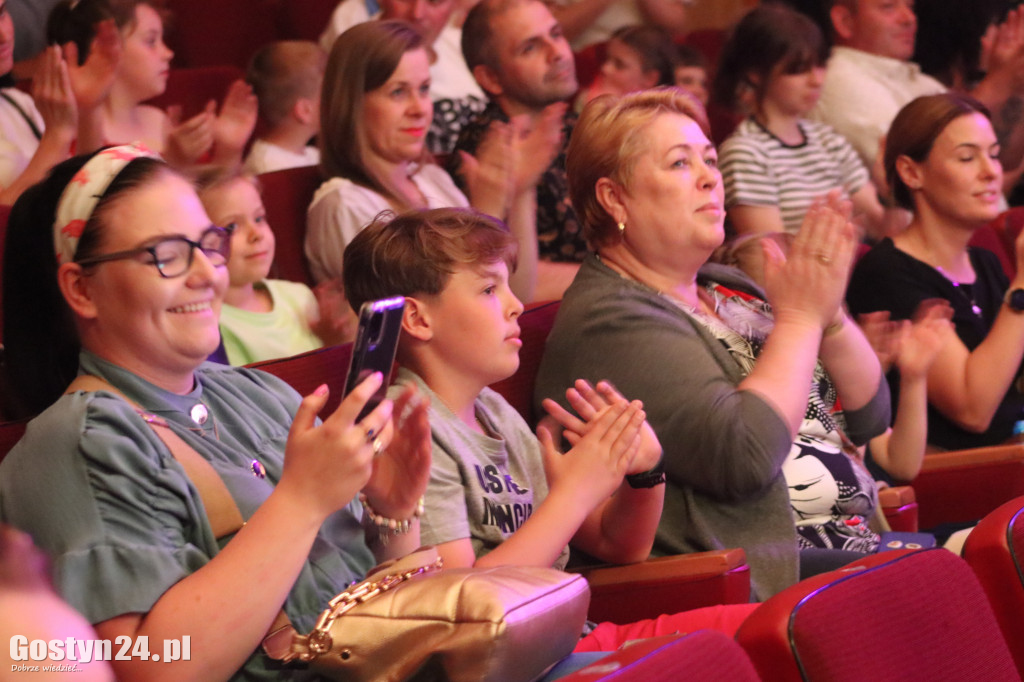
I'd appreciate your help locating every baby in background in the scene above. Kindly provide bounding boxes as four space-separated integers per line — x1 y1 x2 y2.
196 169 354 365
243 40 326 175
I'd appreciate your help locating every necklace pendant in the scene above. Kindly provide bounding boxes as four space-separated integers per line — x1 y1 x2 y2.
189 403 209 425
251 459 267 479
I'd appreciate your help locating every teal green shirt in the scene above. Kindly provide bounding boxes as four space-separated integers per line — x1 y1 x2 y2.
0 351 373 680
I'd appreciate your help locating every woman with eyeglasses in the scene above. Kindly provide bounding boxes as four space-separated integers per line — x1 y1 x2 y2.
0 145 432 680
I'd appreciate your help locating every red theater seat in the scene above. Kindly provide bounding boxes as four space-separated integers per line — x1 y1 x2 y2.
257 166 322 287
736 548 1020 682
963 495 1024 675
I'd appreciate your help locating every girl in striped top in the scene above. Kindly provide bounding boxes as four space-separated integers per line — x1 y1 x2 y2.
713 4 889 241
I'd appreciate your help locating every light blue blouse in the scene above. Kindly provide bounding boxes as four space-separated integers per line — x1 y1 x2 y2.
0 351 373 680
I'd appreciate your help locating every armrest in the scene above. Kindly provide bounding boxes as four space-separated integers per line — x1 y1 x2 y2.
574 549 751 624
920 444 1024 470
555 632 759 681
913 444 1024 529
878 485 918 532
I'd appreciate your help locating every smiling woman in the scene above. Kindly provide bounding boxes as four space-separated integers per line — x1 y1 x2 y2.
0 145 432 680
847 92 1024 450
536 88 891 600
308 19 544 302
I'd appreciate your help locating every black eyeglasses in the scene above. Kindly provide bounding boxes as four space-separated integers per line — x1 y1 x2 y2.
75 226 231 279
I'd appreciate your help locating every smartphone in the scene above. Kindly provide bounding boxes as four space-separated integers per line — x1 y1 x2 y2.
343 296 406 421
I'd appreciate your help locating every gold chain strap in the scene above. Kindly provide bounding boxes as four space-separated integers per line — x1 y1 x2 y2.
288 557 444 663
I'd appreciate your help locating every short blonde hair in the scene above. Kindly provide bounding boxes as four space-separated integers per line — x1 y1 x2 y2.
566 87 709 250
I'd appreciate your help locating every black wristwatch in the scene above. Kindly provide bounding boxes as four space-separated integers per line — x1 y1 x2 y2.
1005 288 1024 312
625 454 666 489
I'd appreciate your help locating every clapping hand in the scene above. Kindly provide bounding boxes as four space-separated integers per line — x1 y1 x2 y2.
541 379 661 474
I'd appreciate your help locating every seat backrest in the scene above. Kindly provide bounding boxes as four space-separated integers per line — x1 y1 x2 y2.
164 0 280 69
146 65 246 120
736 548 1020 682
257 166 323 286
247 343 354 419
560 631 761 682
277 0 341 42
0 418 27 467
963 495 1024 676
912 443 1024 530
969 207 1024 280
488 300 561 428
573 42 607 92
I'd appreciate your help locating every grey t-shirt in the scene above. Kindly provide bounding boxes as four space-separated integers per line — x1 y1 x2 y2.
393 368 569 570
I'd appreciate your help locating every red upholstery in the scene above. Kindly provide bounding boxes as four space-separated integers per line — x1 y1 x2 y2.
736 548 1020 682
963 495 1024 675
968 207 1024 280
247 343 355 420
257 166 323 286
913 444 1024 529
164 0 280 69
489 299 561 428
0 418 27 467
277 0 341 42
681 29 726 72
560 631 760 682
579 549 751 624
146 65 246 120
573 42 607 92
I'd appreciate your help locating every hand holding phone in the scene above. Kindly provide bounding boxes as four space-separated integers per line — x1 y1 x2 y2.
343 296 405 422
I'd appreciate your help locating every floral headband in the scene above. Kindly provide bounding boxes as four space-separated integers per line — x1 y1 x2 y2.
53 144 161 265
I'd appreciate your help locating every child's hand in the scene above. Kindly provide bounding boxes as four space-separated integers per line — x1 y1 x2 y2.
212 80 258 163
896 299 953 379
542 379 662 474
166 102 215 165
64 18 120 112
310 279 358 346
857 310 902 373
538 400 645 507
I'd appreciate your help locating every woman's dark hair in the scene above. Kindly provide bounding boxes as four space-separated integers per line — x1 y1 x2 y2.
885 93 992 211
46 0 168 64
711 3 829 113
914 0 1014 89
2 151 169 418
608 25 679 88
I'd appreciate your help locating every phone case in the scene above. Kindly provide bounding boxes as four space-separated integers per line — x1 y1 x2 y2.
344 296 406 421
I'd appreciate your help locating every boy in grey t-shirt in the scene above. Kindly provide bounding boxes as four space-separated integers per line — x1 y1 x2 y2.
343 207 664 571
342 206 758 646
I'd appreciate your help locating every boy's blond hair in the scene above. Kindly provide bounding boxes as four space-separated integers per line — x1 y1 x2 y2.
246 40 327 129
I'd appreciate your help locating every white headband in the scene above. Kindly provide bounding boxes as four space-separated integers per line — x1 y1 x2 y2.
53 144 161 265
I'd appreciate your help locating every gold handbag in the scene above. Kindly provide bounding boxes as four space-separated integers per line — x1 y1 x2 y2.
272 547 591 682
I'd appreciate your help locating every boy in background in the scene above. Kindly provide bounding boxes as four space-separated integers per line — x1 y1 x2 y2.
244 40 325 174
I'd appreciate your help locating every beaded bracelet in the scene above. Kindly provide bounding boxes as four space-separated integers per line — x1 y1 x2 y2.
359 493 425 543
